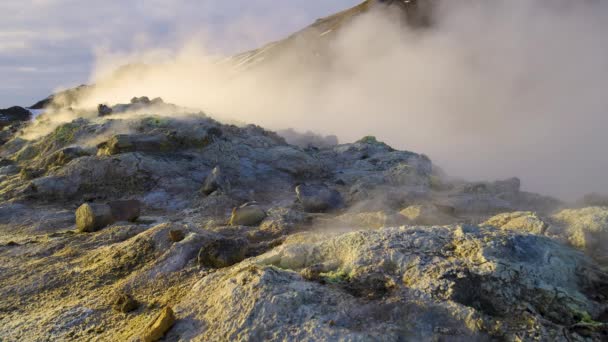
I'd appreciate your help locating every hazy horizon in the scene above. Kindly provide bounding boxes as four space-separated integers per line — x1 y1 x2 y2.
0 0 358 108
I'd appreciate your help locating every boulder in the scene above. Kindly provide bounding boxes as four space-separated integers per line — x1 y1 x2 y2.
198 237 248 268
142 307 175 342
108 200 141 222
483 211 547 235
399 204 455 225
230 203 266 226
201 166 227 195
75 203 114 232
296 184 344 213
97 104 113 117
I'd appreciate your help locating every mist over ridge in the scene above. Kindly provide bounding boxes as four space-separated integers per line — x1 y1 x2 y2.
35 0 608 200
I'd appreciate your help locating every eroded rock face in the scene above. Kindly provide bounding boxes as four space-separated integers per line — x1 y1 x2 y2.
172 225 608 341
552 207 608 261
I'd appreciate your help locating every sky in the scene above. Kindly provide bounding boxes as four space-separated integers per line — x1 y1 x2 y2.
0 0 359 108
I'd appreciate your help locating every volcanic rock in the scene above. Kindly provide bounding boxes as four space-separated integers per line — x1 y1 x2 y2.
141 307 175 342
97 134 171 156
399 203 455 225
75 203 114 232
230 203 267 226
112 293 138 313
201 166 227 195
296 184 344 212
198 237 248 268
169 229 185 243
97 104 113 117
483 211 548 235
108 200 141 222
0 106 31 127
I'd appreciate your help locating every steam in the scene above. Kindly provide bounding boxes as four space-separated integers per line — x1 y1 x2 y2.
31 0 608 200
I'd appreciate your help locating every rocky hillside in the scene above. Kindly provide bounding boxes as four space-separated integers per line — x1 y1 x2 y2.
0 96 606 341
1 1 608 341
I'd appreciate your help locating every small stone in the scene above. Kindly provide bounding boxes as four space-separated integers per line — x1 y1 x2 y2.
201 166 227 195
108 200 141 222
230 203 266 226
97 104 113 117
112 293 138 313
141 306 175 342
169 230 185 243
75 203 114 232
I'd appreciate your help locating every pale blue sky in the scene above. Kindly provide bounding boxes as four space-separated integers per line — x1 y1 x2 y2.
0 0 358 108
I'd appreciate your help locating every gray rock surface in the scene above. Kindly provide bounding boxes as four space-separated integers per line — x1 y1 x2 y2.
296 184 344 212
0 105 605 340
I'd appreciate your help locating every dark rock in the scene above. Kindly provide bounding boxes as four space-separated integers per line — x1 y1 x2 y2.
296 184 344 213
0 165 20 176
0 106 31 127
75 203 114 232
230 203 266 226
150 97 164 105
142 306 175 342
29 84 90 110
19 167 44 180
112 293 139 313
169 230 185 243
48 147 89 168
97 104 113 117
131 96 151 105
0 158 14 167
201 166 227 195
108 200 141 222
198 237 248 268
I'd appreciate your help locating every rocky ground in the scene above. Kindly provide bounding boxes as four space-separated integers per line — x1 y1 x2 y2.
1 1 608 340
0 97 606 342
